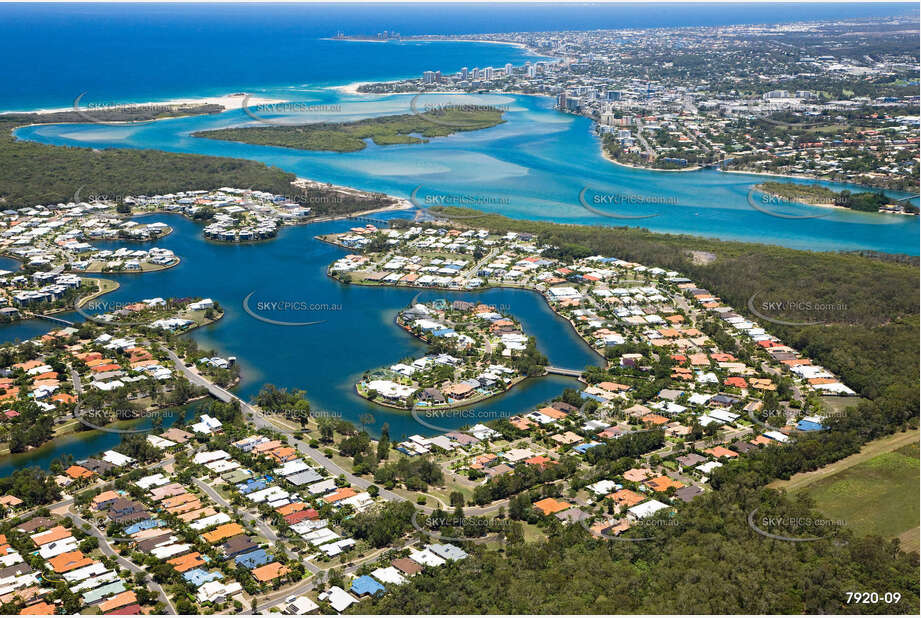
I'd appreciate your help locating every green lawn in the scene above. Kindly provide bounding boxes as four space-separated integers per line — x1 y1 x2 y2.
801 444 919 550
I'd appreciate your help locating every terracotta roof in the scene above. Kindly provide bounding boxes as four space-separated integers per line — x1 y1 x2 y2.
533 497 571 515
323 487 358 504
537 406 567 419
12 360 43 371
20 602 58 615
251 561 289 582
105 603 141 615
622 468 652 482
608 489 646 507
32 525 72 546
704 446 739 459
90 363 122 373
724 377 748 389
524 455 554 468
65 465 94 479
178 507 216 523
167 552 204 573
267 446 297 461
508 416 533 430
597 381 630 392
202 523 245 543
284 509 319 525
98 591 138 613
161 493 197 509
645 475 685 492
551 431 582 445
276 502 307 516
47 551 94 573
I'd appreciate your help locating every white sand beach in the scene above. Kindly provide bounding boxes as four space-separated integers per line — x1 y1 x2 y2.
1 92 285 116
329 82 375 95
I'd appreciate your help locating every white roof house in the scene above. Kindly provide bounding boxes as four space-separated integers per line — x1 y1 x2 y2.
696 461 723 475
371 566 407 585
322 586 358 612
626 499 670 521
587 480 619 495
192 450 230 465
102 450 134 467
190 513 232 530
196 581 243 604
191 414 223 435
408 548 446 567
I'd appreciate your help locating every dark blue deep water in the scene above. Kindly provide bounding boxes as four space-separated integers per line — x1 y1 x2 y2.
0 2 913 111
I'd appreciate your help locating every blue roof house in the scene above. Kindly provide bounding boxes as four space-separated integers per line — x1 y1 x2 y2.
351 575 386 597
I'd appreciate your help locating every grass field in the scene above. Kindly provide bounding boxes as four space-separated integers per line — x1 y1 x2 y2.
785 432 920 552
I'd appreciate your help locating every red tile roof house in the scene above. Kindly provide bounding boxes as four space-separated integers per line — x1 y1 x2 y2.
523 455 555 470
705 446 739 459
724 377 748 389
284 509 319 525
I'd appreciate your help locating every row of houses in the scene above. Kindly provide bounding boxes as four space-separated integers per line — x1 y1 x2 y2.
10 516 142 615
319 542 469 612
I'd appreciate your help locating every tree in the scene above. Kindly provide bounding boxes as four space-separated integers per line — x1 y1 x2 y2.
318 417 336 443
377 423 391 460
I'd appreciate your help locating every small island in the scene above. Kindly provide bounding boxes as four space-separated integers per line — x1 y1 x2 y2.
356 299 547 410
756 181 918 215
192 107 506 152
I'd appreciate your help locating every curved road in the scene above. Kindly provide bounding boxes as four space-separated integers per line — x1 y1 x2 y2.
168 349 530 519
166 349 404 504
66 509 176 614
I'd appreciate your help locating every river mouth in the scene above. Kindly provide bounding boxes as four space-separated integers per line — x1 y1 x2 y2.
12 91 920 256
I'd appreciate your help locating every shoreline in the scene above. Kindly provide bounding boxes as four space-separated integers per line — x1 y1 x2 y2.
316 82 917 197
353 313 542 413
753 185 848 210
324 267 608 367
323 36 533 52
73 277 120 311
0 313 226 459
293 176 414 219
600 144 703 173
0 92 285 117
720 168 919 196
753 184 918 216
355 373 532 412
69 256 181 275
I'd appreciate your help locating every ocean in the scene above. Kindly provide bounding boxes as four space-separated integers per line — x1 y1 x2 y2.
0 2 914 111
0 2 917 471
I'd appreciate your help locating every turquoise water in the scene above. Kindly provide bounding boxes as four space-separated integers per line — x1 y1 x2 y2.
6 91 919 471
17 92 919 254
2 4 917 470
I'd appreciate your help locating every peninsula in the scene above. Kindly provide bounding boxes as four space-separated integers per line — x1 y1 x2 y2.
755 181 919 215
356 300 546 409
